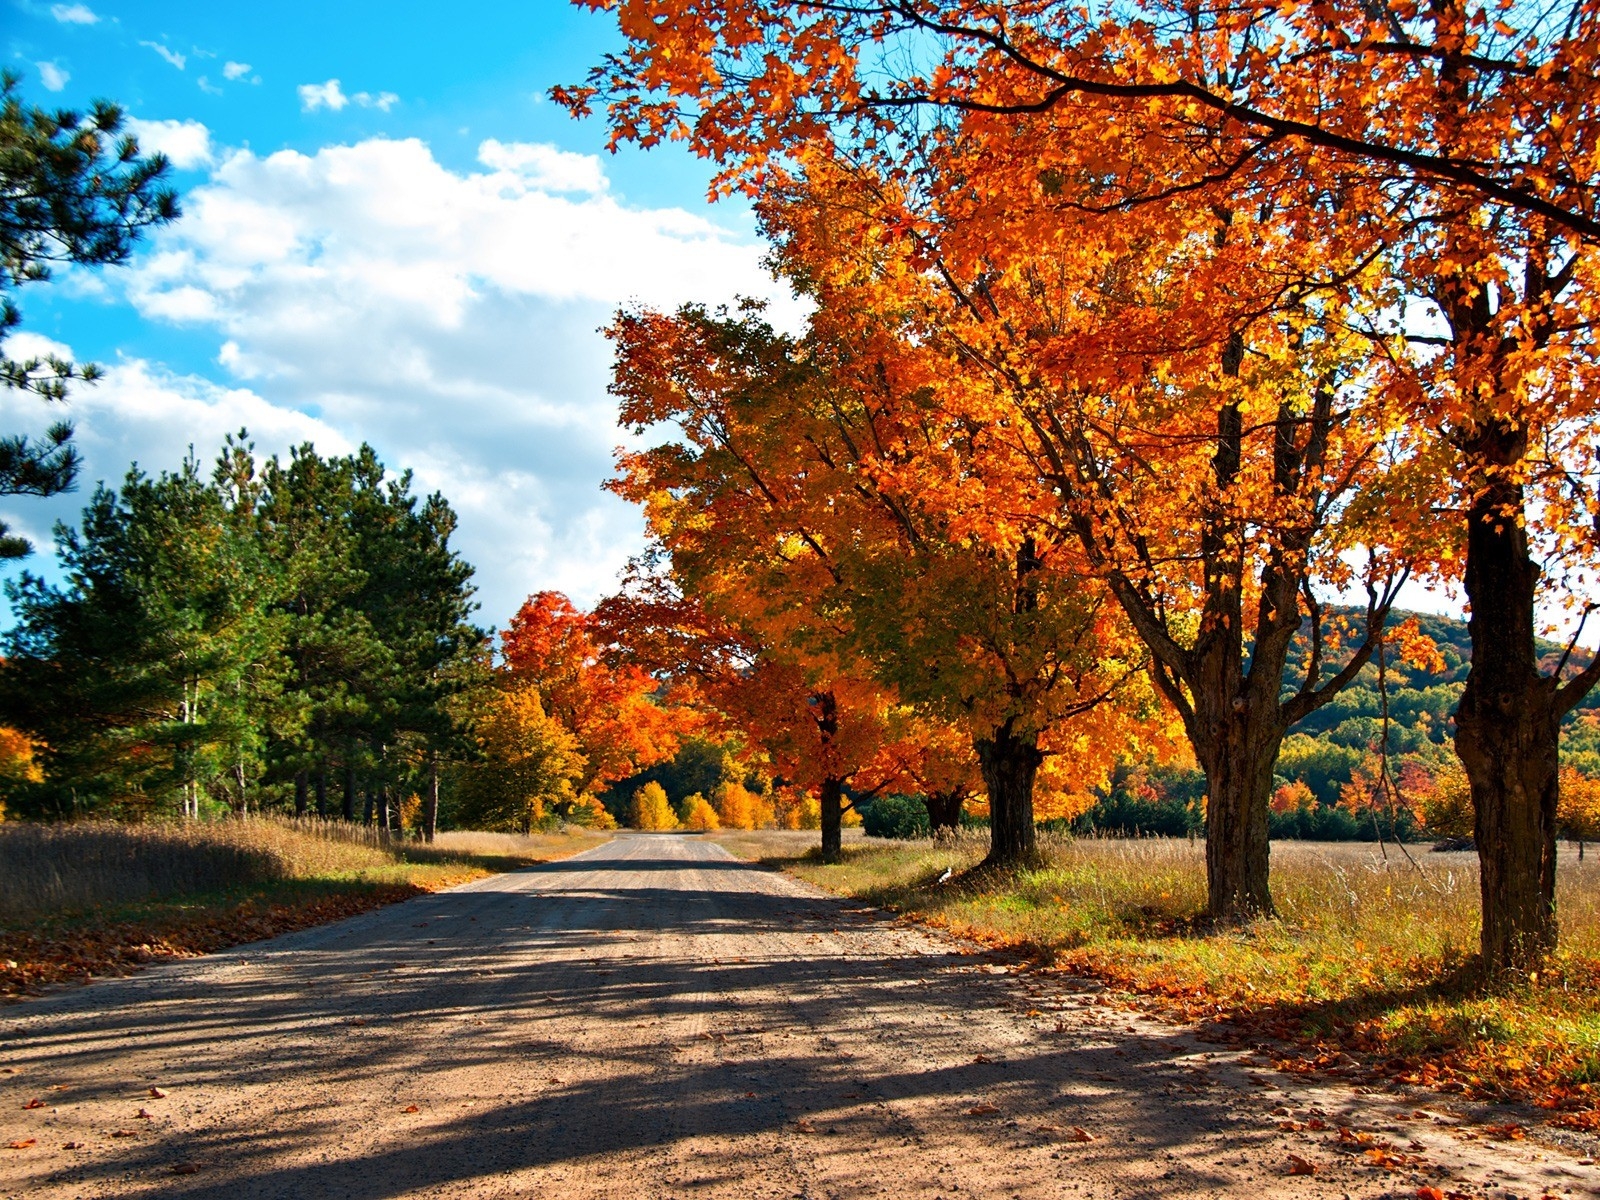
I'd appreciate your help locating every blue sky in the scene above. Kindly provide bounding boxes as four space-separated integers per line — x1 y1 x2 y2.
2 0 798 628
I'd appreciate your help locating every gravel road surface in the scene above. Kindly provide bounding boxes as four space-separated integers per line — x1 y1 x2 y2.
1 833 1595 1199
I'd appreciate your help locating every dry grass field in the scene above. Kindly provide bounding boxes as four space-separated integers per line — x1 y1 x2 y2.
0 819 610 997
715 830 1600 1127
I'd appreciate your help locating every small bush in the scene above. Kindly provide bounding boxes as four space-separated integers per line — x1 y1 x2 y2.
861 794 931 840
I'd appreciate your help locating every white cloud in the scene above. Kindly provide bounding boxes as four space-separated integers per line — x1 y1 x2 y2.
140 41 187 71
50 4 98 24
353 91 399 112
477 140 606 194
35 61 69 92
124 117 213 170
298 79 347 112
113 135 799 617
223 61 252 81
197 75 222 96
300 80 398 113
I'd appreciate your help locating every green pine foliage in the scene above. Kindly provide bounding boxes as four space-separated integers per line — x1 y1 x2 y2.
0 435 484 820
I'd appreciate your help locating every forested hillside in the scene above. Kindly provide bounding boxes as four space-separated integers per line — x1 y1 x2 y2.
1078 609 1600 840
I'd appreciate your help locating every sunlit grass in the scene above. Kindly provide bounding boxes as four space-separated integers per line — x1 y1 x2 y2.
717 830 1600 1122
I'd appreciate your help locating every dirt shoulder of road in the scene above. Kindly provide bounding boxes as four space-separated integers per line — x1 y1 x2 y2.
713 829 1600 1158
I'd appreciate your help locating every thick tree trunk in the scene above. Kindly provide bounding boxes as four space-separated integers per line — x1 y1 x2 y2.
376 786 391 836
315 769 328 818
294 771 308 817
1454 464 1560 974
819 776 844 864
1192 709 1282 920
923 789 964 836
424 753 439 844
975 724 1043 869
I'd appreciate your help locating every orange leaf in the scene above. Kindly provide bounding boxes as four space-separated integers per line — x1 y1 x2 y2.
402 1104 420 1113
966 1103 1001 1115
6 1139 36 1150
1287 1154 1318 1176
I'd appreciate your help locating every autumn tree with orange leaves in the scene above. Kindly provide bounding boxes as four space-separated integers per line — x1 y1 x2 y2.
559 0 1600 972
606 304 1158 866
500 591 690 804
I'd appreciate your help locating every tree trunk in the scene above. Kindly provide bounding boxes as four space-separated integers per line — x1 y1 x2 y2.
1192 709 1281 920
342 762 356 822
1454 460 1560 974
376 785 390 836
975 724 1042 869
923 789 964 836
425 753 439 845
819 776 845 863
294 771 308 817
315 769 328 818
363 781 375 826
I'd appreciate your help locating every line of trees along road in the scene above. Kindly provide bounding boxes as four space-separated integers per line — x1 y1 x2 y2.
0 437 482 832
562 0 1600 973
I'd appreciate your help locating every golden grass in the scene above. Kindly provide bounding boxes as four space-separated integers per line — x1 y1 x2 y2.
715 830 1600 1122
0 819 611 999
0 818 609 919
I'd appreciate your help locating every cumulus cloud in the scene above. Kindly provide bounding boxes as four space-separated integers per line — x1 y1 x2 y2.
50 3 98 23
140 41 187 71
477 140 606 194
124 117 213 170
105 135 797 617
35 62 69 92
298 79 347 112
223 61 253 81
299 80 397 113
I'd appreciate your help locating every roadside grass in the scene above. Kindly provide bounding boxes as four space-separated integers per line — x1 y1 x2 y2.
0 819 609 997
714 830 1600 1127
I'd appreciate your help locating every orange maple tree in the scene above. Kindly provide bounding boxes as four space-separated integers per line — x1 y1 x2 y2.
499 590 689 798
560 0 1600 965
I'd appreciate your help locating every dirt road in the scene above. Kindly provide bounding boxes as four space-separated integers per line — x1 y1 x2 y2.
1 834 1594 1199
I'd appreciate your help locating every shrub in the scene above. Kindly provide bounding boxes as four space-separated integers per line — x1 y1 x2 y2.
628 781 678 830
681 793 720 831
861 794 931 840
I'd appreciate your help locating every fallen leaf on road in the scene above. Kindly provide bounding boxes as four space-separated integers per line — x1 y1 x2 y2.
171 1162 201 1175
972 1054 994 1064
1306 1118 1327 1131
111 1129 137 1138
1417 1188 1445 1200
136 1108 153 1119
62 1141 83 1150
1482 1123 1526 1141
22 1097 44 1109
1279 1121 1304 1131
1287 1154 1318 1176
966 1103 1000 1115
149 1086 168 1099
6 1139 35 1150
347 1019 369 1028
1067 1127 1095 1143
402 1105 419 1113
795 1119 815 1133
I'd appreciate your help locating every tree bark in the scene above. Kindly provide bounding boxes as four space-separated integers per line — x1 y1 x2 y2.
819 776 845 863
425 752 439 845
923 789 964 836
315 769 328 818
376 785 390 836
342 762 357 822
975 723 1043 868
1190 703 1283 919
1454 451 1561 973
294 771 308 817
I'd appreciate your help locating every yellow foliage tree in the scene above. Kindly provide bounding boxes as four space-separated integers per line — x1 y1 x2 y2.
629 781 679 830
681 793 721 831
711 780 759 830
1558 769 1600 858
453 681 586 832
